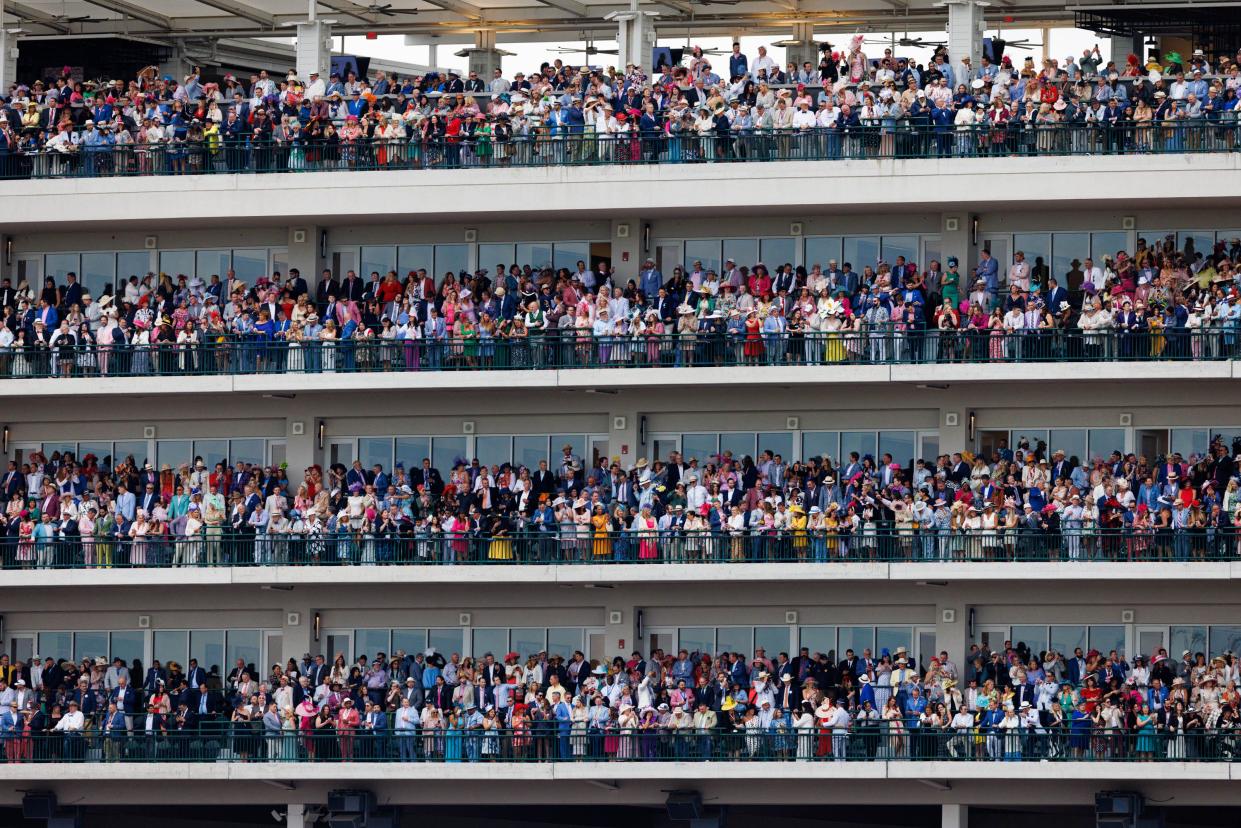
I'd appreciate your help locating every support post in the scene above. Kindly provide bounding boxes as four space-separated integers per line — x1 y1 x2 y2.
944 0 985 71
786 22 819 74
296 21 332 84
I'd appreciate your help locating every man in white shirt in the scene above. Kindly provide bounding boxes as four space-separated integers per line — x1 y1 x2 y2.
1007 251 1030 291
751 46 776 77
304 72 326 99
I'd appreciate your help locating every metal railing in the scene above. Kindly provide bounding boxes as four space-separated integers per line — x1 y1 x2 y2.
6 121 1240 180
3 528 1237 569
2 725 1236 763
0 327 1230 380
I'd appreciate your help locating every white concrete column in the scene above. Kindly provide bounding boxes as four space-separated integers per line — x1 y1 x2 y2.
944 0 985 71
157 43 190 84
935 597 970 667
611 216 642 284
296 20 332 84
786 22 819 73
460 29 504 79
940 211 976 284
937 407 969 457
610 407 642 469
288 804 308 828
611 0 658 76
605 603 638 658
942 804 968 828
0 25 14 96
282 605 320 665
286 225 323 290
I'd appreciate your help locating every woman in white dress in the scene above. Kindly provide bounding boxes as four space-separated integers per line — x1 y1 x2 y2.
319 319 337 373
286 322 305 373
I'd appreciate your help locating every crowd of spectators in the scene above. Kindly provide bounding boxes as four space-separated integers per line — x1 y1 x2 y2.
2 636 1240 763
3 41 1241 174
3 233 1241 378
4 424 1241 569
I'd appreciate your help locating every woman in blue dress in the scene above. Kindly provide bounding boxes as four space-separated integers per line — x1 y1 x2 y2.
444 710 463 762
1134 702 1156 759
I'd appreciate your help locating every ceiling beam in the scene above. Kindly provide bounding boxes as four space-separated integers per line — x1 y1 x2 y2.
651 0 692 14
418 0 484 19
190 0 277 27
533 0 589 16
6 1 72 33
80 0 173 29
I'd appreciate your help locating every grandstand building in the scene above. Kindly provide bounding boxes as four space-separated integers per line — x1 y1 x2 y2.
2 2 1241 828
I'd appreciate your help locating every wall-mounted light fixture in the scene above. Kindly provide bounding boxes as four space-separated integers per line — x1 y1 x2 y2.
317 421 326 451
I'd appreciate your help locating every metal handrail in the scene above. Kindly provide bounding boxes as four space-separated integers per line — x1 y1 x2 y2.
1 528 1234 569
6 121 1240 180
0 326 1230 379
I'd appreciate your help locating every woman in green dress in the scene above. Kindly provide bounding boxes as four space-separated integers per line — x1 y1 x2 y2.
940 257 961 310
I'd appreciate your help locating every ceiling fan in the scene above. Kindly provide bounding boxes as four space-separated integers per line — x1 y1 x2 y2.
362 3 417 15
899 36 945 48
995 37 1043 50
549 44 619 56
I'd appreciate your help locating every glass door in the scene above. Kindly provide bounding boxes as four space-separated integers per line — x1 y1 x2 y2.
324 630 352 665
327 438 355 468
263 631 284 673
650 434 679 466
980 235 1010 285
1135 626 1168 662
646 627 676 660
8 633 34 666
267 441 287 469
915 627 936 673
330 247 358 280
975 625 1009 658
9 442 40 466
655 242 682 274
586 628 607 664
588 437 610 469
15 255 41 291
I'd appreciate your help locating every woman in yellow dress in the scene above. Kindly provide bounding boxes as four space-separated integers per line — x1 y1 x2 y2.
486 515 514 560
789 504 809 560
591 504 611 558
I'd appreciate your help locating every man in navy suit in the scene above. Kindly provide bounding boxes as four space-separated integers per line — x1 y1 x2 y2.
113 675 138 732
185 659 207 690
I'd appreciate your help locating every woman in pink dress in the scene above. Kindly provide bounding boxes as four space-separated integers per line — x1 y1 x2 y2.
637 505 659 560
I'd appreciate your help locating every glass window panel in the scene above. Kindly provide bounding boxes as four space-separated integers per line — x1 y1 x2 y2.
1090 626 1126 659
353 629 391 662
38 632 73 663
76 442 113 472
755 626 791 659
1171 626 1207 660
1170 429 1210 461
510 628 546 658
475 436 511 469
881 236 919 268
919 434 938 465
758 432 794 464
153 630 189 669
553 241 592 273
232 249 269 283
1211 626 1241 657
879 431 916 467
681 433 718 465
515 243 553 271
718 433 756 462
392 629 428 658
551 435 585 465
158 251 195 280
395 437 432 470
80 252 116 300
1048 430 1087 465
42 442 76 460
472 628 508 659
360 246 397 279
114 440 151 469
1177 231 1212 258
722 239 758 270
512 436 548 472
226 630 261 674
840 432 878 464
479 244 516 272
1090 232 1127 262
435 245 469 279
397 245 434 277
760 238 796 268
429 628 464 657
1011 430 1049 458
357 437 393 473
547 628 583 660
74 631 109 663
802 432 840 464
838 626 875 659
716 626 754 658
921 237 943 272
190 630 225 677
194 439 229 471
110 631 145 666
117 252 151 285
1050 625 1087 658
684 240 722 275
1138 231 1171 254
157 440 193 472
842 237 879 272
799 626 836 659
230 439 266 468
195 250 231 280
677 627 715 657
432 437 468 474
1012 234 1051 280
1052 232 1090 284
876 626 912 661
1087 429 1125 462
804 237 843 270
44 253 80 282
1010 626 1049 659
